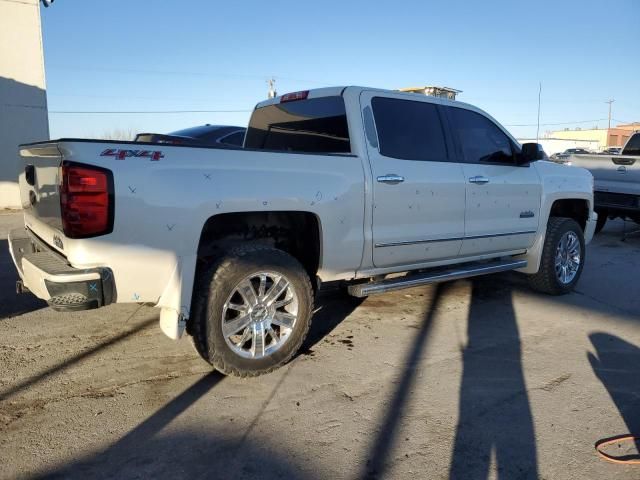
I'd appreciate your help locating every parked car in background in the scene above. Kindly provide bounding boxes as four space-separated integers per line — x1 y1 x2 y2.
135 124 246 147
600 147 622 155
567 132 640 232
551 148 591 163
10 86 596 377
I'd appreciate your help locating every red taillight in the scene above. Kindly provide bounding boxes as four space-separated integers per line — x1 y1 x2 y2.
280 90 309 103
60 164 113 238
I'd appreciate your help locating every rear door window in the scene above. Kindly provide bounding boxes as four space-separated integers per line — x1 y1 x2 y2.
245 96 350 153
449 107 515 164
371 97 448 161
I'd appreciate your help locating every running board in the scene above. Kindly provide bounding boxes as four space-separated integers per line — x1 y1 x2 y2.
348 259 527 298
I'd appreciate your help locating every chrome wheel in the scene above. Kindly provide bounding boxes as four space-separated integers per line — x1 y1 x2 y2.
555 231 581 284
221 271 298 359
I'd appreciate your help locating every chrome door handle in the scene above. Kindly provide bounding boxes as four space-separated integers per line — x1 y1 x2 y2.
469 176 490 185
377 174 405 185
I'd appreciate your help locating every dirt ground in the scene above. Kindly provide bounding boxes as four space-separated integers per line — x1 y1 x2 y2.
1 211 639 479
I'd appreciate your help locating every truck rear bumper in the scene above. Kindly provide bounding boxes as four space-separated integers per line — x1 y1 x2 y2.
8 228 115 311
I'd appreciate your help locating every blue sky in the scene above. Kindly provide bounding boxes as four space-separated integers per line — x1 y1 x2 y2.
42 0 640 140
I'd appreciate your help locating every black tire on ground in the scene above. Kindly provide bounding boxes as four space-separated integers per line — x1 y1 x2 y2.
527 217 586 296
594 209 608 234
188 244 314 377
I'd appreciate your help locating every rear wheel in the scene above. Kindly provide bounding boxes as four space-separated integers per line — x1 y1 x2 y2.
527 217 585 295
189 245 313 377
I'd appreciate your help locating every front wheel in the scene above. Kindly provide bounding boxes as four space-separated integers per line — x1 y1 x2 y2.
527 217 585 295
189 245 314 377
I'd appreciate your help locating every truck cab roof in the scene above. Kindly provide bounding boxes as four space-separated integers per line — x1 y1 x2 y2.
255 85 475 110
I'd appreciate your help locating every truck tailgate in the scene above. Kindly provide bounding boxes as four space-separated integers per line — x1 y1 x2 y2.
19 142 65 252
569 154 640 196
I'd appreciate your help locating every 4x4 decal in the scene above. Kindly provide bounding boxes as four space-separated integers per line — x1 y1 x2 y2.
101 149 164 161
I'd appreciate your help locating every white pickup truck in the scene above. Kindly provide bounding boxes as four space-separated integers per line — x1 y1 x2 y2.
566 131 640 232
9 86 597 377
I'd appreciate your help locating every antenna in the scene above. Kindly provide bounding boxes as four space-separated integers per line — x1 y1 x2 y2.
267 78 277 99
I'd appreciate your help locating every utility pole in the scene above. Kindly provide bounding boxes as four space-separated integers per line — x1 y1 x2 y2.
536 82 542 143
606 99 615 130
605 99 614 147
267 78 277 99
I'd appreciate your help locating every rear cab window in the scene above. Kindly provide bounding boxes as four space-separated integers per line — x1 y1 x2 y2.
245 95 351 154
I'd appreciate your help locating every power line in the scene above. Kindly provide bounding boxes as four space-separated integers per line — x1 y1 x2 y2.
49 109 252 114
504 118 607 127
46 64 330 86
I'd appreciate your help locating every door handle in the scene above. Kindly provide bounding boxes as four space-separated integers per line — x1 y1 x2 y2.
377 174 405 185
468 176 490 185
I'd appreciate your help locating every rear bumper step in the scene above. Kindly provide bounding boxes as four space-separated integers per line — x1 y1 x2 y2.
348 259 527 298
8 228 115 312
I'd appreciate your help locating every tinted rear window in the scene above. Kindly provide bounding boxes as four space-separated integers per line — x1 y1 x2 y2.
245 96 350 153
169 125 224 138
371 97 448 161
623 133 640 156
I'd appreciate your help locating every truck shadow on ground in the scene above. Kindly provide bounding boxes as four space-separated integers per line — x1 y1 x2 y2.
588 333 640 454
299 291 363 356
0 239 46 319
40 373 320 480
361 279 539 480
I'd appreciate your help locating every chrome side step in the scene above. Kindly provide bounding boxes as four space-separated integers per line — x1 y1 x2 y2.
348 259 527 298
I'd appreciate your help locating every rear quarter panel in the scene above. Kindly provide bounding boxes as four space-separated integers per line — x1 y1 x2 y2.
52 141 366 319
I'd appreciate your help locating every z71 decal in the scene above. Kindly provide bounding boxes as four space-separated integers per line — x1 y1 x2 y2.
101 148 164 161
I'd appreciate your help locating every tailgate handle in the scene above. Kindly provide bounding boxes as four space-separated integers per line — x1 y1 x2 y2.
25 165 35 186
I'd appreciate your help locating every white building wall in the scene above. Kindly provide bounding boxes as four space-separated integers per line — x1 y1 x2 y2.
517 138 601 157
0 0 49 208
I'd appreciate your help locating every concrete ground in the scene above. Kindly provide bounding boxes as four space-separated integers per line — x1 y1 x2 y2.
0 210 639 480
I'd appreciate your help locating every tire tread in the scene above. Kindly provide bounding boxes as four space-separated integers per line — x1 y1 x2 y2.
189 244 313 377
527 217 584 295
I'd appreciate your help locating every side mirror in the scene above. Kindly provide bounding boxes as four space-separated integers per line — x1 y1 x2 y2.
519 142 545 164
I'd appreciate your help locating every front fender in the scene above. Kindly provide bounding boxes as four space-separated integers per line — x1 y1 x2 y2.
515 162 594 274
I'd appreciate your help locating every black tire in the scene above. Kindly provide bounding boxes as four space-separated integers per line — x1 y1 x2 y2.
527 217 585 295
189 244 313 377
594 209 608 234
